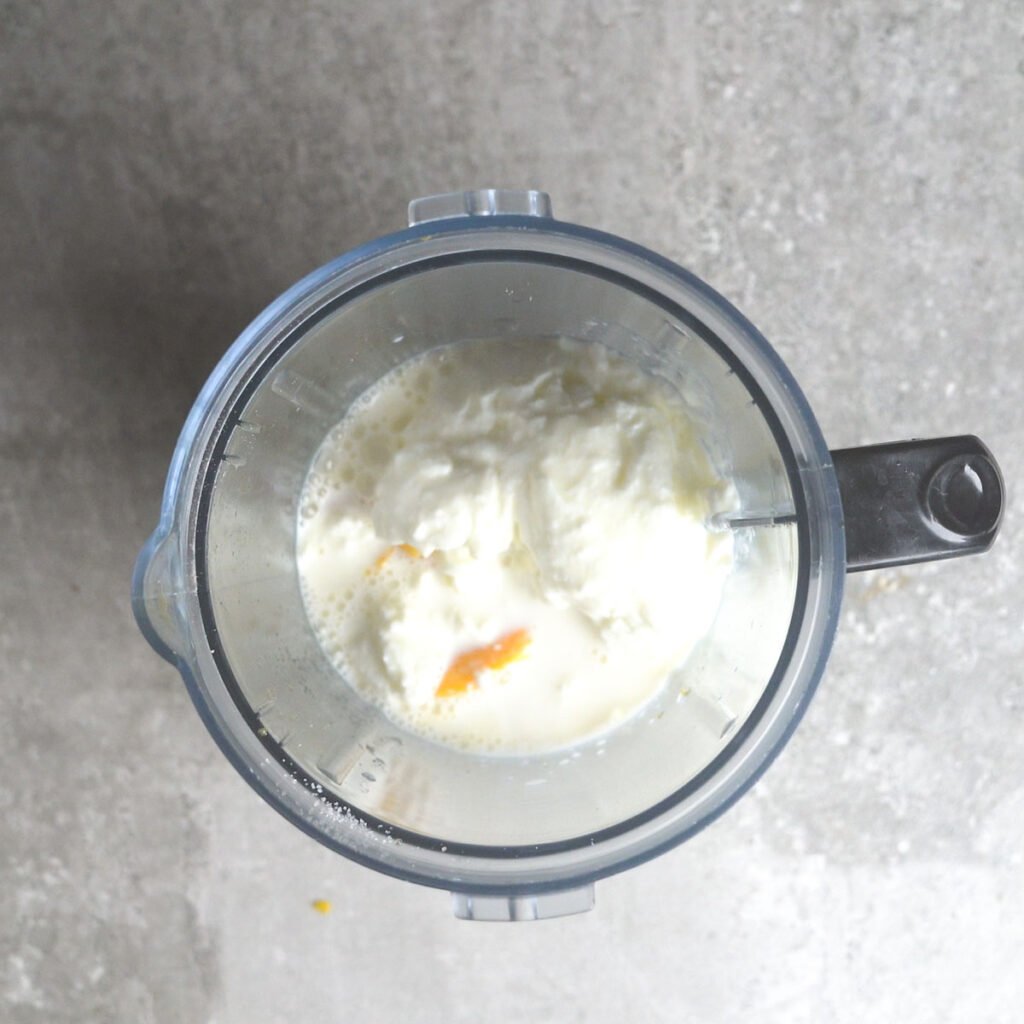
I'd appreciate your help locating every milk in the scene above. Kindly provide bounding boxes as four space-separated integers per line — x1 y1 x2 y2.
297 337 734 753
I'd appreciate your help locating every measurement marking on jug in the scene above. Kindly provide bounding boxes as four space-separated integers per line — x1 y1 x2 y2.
713 512 798 530
717 704 738 738
315 752 350 785
494 315 519 334
654 320 693 352
270 368 346 424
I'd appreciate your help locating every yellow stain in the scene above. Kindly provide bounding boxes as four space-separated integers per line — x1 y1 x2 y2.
311 899 333 915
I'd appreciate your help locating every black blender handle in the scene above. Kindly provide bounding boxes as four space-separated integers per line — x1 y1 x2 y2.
831 435 1004 573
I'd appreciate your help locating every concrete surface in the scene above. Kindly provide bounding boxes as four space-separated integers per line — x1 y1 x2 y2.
2 1 1022 1021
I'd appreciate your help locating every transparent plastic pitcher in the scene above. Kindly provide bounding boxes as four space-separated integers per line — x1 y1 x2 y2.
133 190 1003 920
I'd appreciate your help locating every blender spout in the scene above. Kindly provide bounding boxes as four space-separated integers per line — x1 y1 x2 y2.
131 530 189 663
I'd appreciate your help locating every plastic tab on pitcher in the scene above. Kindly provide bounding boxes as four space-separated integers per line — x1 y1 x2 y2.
451 885 595 921
408 189 553 226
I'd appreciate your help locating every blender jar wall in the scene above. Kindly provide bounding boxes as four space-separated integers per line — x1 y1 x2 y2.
135 209 846 897
202 255 803 848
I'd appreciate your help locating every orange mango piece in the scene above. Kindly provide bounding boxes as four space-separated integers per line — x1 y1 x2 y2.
436 629 531 699
367 543 421 575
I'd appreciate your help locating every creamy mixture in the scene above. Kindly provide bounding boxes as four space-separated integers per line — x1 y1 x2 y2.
297 337 734 753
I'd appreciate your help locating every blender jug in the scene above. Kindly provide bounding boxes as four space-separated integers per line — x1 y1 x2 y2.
133 190 1003 920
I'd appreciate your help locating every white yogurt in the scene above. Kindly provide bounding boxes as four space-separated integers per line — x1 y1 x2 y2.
297 337 734 753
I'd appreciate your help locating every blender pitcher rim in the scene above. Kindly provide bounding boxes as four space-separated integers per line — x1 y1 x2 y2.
133 214 847 891
143 212 833 530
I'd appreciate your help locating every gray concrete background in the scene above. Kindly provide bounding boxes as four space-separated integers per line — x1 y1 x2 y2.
2 1 1022 1021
